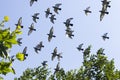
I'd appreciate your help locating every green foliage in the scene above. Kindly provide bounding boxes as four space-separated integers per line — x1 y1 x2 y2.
0 16 23 79
15 46 120 80
14 66 50 80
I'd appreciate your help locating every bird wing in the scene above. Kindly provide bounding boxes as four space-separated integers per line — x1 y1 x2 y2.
86 6 90 10
18 17 22 25
50 27 54 35
30 0 34 6
34 13 40 16
28 23 34 35
23 47 27 54
54 47 57 53
55 3 62 7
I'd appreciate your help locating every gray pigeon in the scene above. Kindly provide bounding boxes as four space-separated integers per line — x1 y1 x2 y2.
53 3 62 14
49 14 56 24
51 47 58 61
102 33 109 41
77 43 84 51
45 8 52 18
34 41 44 53
15 17 23 28
84 6 92 16
28 23 36 36
47 27 56 42
63 18 73 28
32 13 39 23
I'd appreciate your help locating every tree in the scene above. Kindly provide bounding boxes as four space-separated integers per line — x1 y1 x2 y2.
14 46 120 80
0 16 25 80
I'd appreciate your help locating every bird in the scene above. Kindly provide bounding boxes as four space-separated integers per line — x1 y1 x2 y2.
49 14 56 24
17 38 22 46
34 41 44 53
102 33 109 41
54 62 60 74
32 13 39 23
51 47 58 61
45 8 52 18
65 28 74 39
97 48 105 55
22 46 28 60
52 3 62 14
15 17 23 28
77 43 84 51
63 18 73 28
41 61 48 67
47 27 56 42
100 0 110 21
30 0 38 7
57 53 63 61
28 23 36 36
84 6 92 16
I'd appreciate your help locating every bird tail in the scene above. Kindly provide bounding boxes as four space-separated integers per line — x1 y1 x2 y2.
58 8 61 10
70 24 73 26
53 35 56 37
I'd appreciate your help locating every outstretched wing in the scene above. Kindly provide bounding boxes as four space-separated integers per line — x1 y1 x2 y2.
55 3 62 7
30 0 34 6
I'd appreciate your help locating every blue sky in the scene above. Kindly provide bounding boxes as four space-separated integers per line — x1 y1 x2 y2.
0 0 120 79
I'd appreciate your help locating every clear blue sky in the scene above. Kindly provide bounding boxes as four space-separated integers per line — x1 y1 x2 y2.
0 0 120 79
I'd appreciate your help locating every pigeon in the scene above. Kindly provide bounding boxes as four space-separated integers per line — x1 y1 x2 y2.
102 33 109 41
34 41 44 53
49 14 56 24
51 47 58 61
32 13 39 23
47 27 56 42
17 38 22 46
54 62 60 74
22 46 28 60
84 6 92 16
63 18 73 28
100 0 110 21
77 43 84 51
28 23 36 36
30 0 38 7
41 61 48 67
15 17 23 28
53 3 62 14
45 8 52 18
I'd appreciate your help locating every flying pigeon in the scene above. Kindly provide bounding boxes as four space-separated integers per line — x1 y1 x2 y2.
53 3 62 14
47 27 56 42
28 23 36 36
32 13 39 23
45 8 52 18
